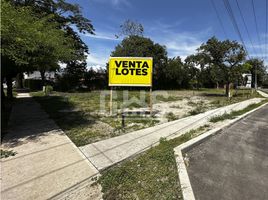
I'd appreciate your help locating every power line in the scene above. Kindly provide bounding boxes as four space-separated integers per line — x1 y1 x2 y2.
222 0 250 58
265 0 268 60
251 0 264 59
234 0 258 57
210 0 228 38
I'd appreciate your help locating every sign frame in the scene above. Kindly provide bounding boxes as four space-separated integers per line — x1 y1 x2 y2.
108 57 153 87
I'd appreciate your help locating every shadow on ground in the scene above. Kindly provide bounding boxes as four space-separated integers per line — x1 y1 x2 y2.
3 95 96 148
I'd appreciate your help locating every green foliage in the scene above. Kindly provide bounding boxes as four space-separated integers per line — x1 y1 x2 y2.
44 85 53 95
0 149 17 159
209 112 234 122
1 0 77 66
165 112 178 122
244 58 267 87
188 105 206 115
1 0 94 98
56 61 87 91
193 37 247 94
84 68 108 90
209 100 268 122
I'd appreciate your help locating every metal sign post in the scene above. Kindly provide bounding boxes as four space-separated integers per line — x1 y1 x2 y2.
109 87 113 115
149 87 152 116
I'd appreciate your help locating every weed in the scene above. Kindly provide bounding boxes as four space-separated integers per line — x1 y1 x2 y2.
209 100 268 123
165 112 178 122
1 149 17 158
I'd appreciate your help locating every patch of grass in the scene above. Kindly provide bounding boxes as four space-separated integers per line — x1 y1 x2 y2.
156 95 183 102
99 125 210 200
30 89 264 147
188 105 206 116
207 89 262 108
170 105 181 109
187 100 198 106
1 149 17 158
209 112 234 123
209 99 268 123
165 112 178 122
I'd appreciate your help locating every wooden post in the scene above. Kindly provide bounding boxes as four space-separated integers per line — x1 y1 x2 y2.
110 87 113 115
149 87 152 116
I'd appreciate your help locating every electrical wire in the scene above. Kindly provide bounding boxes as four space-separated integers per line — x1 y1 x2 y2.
210 0 228 38
265 0 268 61
222 0 250 58
251 0 264 59
235 0 258 58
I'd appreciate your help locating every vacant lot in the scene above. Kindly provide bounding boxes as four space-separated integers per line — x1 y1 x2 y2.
31 89 261 146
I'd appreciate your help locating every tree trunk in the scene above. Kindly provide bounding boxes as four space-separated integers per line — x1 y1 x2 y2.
40 70 46 86
225 82 231 98
16 73 24 89
6 75 13 99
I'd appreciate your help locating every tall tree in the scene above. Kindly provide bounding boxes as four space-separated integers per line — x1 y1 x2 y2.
197 37 246 97
1 0 94 97
116 19 144 38
1 0 78 97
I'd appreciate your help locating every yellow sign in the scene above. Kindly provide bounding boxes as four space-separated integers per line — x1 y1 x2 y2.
108 57 153 87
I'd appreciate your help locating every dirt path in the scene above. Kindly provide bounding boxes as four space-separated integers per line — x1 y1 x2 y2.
1 93 102 200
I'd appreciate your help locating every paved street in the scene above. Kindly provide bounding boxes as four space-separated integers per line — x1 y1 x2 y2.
187 104 268 200
1 93 101 200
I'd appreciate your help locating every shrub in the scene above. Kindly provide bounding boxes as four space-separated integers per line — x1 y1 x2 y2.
44 85 53 95
165 112 177 121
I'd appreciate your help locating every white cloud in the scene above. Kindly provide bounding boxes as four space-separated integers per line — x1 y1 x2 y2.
149 27 212 60
91 0 131 9
85 31 120 41
86 53 109 68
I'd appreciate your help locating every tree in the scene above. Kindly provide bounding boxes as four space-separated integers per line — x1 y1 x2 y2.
244 58 266 88
1 0 93 98
116 19 144 38
197 37 246 97
84 68 107 90
1 1 76 97
185 54 221 88
111 35 167 88
56 61 87 91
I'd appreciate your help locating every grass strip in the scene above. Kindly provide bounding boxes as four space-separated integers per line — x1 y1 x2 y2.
99 125 210 200
209 99 268 123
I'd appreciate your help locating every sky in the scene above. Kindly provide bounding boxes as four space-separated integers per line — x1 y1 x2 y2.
68 0 268 68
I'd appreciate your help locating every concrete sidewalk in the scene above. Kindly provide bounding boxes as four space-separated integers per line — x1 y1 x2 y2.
80 98 264 170
257 89 268 98
1 93 101 200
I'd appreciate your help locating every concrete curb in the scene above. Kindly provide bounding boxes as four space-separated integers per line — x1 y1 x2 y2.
173 102 268 200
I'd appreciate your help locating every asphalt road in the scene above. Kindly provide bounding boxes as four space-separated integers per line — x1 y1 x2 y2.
187 104 268 200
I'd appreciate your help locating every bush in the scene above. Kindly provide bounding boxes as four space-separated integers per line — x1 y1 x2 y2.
44 85 53 95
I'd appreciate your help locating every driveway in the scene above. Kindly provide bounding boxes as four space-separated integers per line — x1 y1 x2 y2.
187 104 268 200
